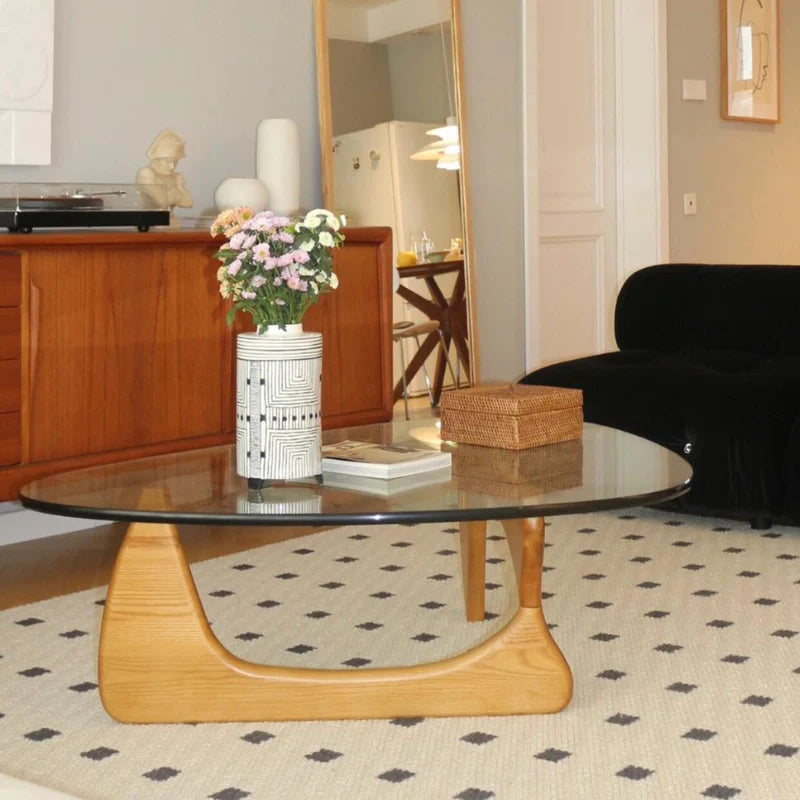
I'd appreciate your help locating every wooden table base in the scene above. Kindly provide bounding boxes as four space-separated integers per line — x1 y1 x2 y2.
98 517 572 723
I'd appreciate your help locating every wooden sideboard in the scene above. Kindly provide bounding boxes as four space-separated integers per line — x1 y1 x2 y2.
0 226 393 500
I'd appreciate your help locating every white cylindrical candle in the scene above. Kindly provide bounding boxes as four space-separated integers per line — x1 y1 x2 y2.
255 118 300 216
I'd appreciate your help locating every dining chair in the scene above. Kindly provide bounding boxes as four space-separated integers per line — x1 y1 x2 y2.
393 320 458 420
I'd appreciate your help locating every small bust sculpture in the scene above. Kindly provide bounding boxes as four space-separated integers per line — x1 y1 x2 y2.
136 129 193 220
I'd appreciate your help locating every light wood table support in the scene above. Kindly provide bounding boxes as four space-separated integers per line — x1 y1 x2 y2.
460 520 487 621
99 514 572 723
501 517 545 607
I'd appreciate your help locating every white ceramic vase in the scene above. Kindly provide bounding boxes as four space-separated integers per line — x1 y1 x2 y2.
255 118 300 216
214 177 269 212
235 324 322 487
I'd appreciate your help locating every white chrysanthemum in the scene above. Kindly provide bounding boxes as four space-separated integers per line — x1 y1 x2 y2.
329 272 339 289
302 211 322 229
319 231 334 247
299 239 315 252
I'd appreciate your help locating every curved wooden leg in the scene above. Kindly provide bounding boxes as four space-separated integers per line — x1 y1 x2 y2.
99 517 572 723
500 516 544 607
460 520 487 621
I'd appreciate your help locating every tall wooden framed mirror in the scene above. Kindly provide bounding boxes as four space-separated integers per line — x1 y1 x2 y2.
314 0 480 402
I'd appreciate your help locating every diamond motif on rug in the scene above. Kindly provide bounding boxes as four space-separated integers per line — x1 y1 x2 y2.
1 508 798 800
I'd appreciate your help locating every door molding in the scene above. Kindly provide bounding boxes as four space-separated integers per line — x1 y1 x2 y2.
523 0 669 371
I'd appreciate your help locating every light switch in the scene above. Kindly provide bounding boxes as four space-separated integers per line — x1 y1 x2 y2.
682 79 707 101
683 193 697 215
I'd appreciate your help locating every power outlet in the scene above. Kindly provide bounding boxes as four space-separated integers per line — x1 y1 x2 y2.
683 193 697 215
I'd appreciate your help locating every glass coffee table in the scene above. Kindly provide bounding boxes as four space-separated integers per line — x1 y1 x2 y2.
19 421 691 724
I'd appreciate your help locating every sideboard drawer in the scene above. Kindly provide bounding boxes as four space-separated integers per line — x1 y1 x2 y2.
0 411 20 466
0 359 20 412
0 308 20 361
0 256 21 307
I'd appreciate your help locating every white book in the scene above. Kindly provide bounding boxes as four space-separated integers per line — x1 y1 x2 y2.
322 468 453 497
321 440 452 479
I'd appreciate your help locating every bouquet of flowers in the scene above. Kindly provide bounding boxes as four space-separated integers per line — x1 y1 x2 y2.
211 207 345 331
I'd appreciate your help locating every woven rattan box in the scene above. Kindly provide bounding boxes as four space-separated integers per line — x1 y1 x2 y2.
440 383 583 450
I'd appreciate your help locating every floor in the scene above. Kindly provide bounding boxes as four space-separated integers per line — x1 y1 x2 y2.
0 397 437 611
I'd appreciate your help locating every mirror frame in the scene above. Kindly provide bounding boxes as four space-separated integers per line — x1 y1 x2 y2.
313 0 480 387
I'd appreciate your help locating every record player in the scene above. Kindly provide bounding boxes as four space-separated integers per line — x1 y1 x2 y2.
0 182 170 233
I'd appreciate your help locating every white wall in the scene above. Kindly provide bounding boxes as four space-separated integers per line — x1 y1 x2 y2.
668 0 800 263
0 0 321 218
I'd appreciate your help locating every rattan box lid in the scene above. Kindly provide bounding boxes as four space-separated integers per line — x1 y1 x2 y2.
439 383 582 417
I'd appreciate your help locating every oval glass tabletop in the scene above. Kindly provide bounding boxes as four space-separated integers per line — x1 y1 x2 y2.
19 422 692 526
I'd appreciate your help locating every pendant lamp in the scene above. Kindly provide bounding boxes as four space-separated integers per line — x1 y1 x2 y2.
409 23 460 171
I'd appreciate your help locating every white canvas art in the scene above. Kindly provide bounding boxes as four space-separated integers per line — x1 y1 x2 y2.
0 0 55 164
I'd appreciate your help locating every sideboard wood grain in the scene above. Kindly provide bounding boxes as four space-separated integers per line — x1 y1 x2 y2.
0 227 393 499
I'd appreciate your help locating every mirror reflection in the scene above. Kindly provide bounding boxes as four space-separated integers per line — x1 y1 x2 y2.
320 0 474 410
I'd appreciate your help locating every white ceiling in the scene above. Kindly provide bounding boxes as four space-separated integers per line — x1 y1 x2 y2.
329 0 449 43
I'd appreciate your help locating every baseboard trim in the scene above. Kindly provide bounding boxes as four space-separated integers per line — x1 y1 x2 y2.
0 503 103 545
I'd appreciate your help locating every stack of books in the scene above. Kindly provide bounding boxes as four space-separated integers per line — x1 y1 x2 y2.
321 441 452 496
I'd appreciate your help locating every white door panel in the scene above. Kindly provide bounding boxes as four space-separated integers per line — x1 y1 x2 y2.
525 0 668 371
535 0 616 366
539 235 605 362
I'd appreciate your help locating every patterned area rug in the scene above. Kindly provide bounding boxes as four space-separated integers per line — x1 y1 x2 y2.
1 508 798 800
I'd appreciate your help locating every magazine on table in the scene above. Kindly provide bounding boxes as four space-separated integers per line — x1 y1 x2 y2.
321 440 452 479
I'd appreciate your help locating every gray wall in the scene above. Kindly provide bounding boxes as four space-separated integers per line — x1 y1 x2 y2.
330 4 526 384
330 33 454 134
387 33 454 124
668 0 800 263
0 0 320 219
329 40 393 136
460 1 525 382
0 0 526 384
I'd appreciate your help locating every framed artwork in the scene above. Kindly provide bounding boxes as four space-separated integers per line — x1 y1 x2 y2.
721 0 780 123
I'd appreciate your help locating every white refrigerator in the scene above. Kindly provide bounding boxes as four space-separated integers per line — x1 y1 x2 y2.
332 120 462 395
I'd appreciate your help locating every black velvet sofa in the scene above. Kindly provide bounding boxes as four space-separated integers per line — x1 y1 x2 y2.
520 264 800 528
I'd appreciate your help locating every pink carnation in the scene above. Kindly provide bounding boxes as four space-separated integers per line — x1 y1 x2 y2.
241 290 256 299
227 259 243 276
252 243 272 262
244 211 277 233
229 232 246 249
286 274 308 291
292 249 311 264
276 253 294 268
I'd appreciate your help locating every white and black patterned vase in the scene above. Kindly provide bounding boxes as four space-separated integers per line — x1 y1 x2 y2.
235 325 322 487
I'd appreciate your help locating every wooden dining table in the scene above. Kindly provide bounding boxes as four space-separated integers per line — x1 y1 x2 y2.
394 258 470 405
